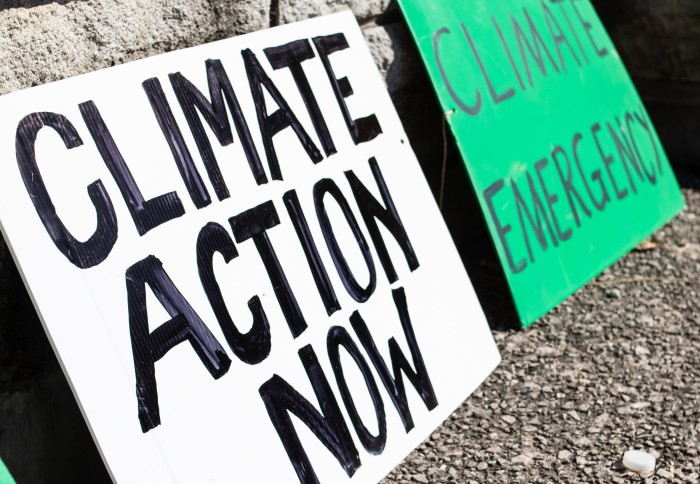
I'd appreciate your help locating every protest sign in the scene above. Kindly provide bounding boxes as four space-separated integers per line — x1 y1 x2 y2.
0 11 499 483
0 458 14 484
398 0 685 325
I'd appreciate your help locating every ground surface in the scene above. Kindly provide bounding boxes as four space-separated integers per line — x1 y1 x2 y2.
1 168 698 484
383 170 700 483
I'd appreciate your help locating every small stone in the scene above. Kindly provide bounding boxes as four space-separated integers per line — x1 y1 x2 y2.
501 415 516 425
622 450 656 473
477 462 488 471
558 450 574 461
412 473 429 484
634 346 651 356
656 469 674 479
574 436 592 447
511 454 533 466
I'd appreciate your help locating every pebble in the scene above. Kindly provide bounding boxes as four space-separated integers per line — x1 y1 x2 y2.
622 450 656 473
511 454 533 466
411 473 429 484
656 469 674 479
557 450 573 461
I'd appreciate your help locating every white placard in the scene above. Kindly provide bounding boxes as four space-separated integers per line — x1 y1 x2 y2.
0 11 500 483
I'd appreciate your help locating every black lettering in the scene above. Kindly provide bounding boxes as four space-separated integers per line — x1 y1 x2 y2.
15 112 118 268
196 222 271 365
608 118 646 194
535 158 572 241
259 345 360 484
484 179 526 274
551 145 591 228
170 59 267 193
351 287 438 432
345 158 419 284
634 108 663 176
80 100 186 235
570 0 608 58
512 171 558 264
572 132 610 211
265 39 336 157
542 1 582 72
143 77 211 210
626 111 657 184
493 16 526 91
462 23 515 105
126 255 231 433
512 7 560 86
230 201 307 338
314 179 376 303
327 326 386 455
283 190 341 316
551 0 589 64
432 27 482 115
592 122 627 200
242 48 323 181
313 33 383 143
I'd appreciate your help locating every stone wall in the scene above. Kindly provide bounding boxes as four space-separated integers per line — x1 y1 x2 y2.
0 1 695 482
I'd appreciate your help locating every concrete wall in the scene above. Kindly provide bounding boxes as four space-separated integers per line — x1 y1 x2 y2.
0 1 696 481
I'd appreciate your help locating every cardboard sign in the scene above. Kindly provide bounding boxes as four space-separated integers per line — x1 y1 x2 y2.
0 12 499 483
398 0 685 325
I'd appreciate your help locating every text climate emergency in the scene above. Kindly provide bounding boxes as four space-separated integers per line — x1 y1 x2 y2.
432 0 669 275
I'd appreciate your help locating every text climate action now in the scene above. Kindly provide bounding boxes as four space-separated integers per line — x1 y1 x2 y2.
0 12 499 484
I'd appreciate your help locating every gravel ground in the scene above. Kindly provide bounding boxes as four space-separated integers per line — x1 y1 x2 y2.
2 165 698 483
383 169 700 483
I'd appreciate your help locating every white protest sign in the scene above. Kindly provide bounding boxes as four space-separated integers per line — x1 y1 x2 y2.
0 11 500 483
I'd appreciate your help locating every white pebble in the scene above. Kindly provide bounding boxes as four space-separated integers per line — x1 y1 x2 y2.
622 450 656 473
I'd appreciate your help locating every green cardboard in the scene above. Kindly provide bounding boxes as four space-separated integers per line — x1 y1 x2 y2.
398 0 685 325
0 458 15 484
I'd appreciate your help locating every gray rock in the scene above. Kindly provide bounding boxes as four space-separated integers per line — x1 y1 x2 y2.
362 21 422 96
279 0 391 24
656 469 674 479
0 0 269 95
411 473 429 484
501 415 517 425
558 450 574 462
511 454 533 466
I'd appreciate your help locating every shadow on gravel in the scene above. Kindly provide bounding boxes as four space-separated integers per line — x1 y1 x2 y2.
0 0 72 10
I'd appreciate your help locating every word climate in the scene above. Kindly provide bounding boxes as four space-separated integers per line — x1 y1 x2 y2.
15 30 441 483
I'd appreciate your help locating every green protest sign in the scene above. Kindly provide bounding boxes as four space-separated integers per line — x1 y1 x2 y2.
0 458 15 484
398 0 685 325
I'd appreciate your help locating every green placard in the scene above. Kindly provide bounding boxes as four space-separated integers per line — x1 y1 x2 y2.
398 0 685 325
0 458 15 484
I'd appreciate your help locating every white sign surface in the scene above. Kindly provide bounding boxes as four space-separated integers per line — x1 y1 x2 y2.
0 12 499 483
